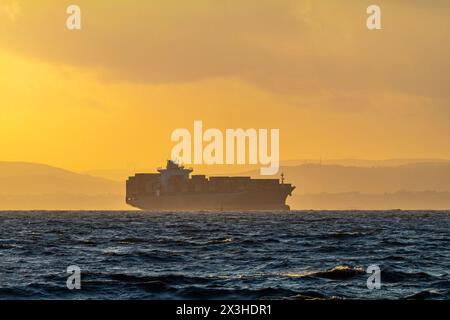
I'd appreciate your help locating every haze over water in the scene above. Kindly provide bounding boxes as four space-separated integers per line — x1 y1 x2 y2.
0 211 449 300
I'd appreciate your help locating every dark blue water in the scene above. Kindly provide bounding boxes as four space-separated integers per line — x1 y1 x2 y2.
0 211 449 300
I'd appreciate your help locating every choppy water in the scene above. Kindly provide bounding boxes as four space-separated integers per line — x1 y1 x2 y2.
0 211 449 300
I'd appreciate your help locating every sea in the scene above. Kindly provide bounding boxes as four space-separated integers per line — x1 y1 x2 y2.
0 211 449 300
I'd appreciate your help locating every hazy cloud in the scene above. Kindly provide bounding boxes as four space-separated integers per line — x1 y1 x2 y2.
0 0 449 103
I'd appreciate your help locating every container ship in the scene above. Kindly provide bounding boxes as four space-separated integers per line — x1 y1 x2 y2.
126 160 295 211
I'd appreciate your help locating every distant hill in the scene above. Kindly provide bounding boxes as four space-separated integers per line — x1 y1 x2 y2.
281 158 450 168
247 162 450 210
0 162 127 210
84 159 450 182
2 161 450 210
291 191 450 210
249 163 450 194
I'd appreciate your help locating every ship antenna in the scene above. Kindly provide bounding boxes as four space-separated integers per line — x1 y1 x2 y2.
281 172 285 184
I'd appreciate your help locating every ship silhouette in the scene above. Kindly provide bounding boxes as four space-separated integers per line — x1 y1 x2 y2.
126 160 295 211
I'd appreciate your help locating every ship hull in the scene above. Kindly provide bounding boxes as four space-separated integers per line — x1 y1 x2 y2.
126 189 292 211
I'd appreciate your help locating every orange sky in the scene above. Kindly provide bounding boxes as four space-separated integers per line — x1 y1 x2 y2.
0 0 449 172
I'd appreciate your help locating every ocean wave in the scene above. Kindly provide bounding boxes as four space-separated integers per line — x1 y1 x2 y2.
0 287 46 299
175 286 298 300
111 237 148 244
282 265 365 280
381 269 439 283
404 290 447 300
77 239 97 246
319 231 372 240
379 255 408 261
241 238 281 245
289 291 339 300
107 273 212 286
0 243 16 249
103 249 183 262
206 237 233 245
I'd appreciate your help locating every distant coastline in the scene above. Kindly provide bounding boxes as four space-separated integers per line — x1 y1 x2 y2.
2 160 450 210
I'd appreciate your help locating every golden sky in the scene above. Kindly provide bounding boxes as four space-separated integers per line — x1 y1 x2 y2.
0 0 449 172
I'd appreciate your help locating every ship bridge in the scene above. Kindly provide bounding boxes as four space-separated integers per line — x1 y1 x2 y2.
157 160 193 192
